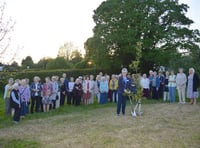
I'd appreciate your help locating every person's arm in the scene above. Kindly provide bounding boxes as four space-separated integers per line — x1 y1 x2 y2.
11 91 20 105
183 74 187 85
3 85 8 99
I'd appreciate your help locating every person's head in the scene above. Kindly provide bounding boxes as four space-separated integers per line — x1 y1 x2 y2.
45 77 50 83
189 68 195 74
90 75 94 81
8 78 14 85
106 75 110 81
15 79 20 84
165 71 169 77
143 74 147 78
25 78 29 85
111 74 116 80
75 78 80 84
153 71 157 76
70 77 74 82
20 79 26 87
12 83 19 90
34 76 40 83
179 68 184 73
158 71 162 76
96 75 101 81
149 70 153 75
101 76 106 82
170 70 174 75
121 68 128 77
99 72 103 76
55 76 59 81
62 73 67 78
85 75 90 80
60 78 65 84
51 76 56 82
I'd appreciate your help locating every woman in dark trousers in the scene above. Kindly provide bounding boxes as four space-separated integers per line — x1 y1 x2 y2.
59 78 66 106
30 76 43 113
116 68 132 116
73 78 83 106
10 83 21 124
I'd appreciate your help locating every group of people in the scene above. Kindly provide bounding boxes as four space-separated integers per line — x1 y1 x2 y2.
140 67 199 105
3 72 119 123
3 67 199 123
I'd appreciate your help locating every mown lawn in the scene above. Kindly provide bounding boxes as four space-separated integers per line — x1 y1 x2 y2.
0 93 200 148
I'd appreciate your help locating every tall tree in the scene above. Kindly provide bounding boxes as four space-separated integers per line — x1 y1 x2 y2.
70 50 83 64
57 42 79 60
21 56 34 69
85 0 200 72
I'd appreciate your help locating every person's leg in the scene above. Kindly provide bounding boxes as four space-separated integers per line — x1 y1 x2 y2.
172 87 176 102
20 102 25 117
14 107 20 122
163 91 166 102
122 96 127 115
5 97 11 115
182 87 186 103
117 93 122 115
169 87 172 102
13 107 17 121
67 93 71 105
43 104 46 112
177 87 182 103
105 93 108 104
46 104 49 112
35 96 40 112
31 97 35 113
152 87 156 99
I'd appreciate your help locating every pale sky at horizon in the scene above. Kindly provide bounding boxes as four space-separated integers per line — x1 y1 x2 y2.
2 0 200 64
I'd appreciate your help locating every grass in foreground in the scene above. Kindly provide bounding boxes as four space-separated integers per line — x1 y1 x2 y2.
0 102 199 148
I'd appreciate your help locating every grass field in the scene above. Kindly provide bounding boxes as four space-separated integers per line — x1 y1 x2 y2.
0 95 199 148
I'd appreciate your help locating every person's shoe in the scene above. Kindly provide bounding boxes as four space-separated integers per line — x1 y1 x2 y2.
13 121 18 124
115 114 120 117
131 111 137 117
21 116 25 119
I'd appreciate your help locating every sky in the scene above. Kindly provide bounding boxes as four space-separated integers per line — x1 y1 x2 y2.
2 0 200 64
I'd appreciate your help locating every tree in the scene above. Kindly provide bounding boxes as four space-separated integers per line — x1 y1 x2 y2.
21 56 34 69
85 0 200 72
70 50 83 65
57 42 79 60
0 2 15 63
35 57 52 69
46 57 72 70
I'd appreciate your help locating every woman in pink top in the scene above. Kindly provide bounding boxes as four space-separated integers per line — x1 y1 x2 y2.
42 77 53 112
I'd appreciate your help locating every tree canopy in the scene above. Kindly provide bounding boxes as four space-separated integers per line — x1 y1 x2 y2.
85 0 200 72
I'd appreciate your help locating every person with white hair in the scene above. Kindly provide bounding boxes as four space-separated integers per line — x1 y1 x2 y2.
116 68 132 116
187 68 199 105
50 76 59 109
176 68 187 104
99 76 109 104
3 78 14 115
18 79 30 118
140 74 150 98
10 83 21 124
72 78 83 106
30 76 42 113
